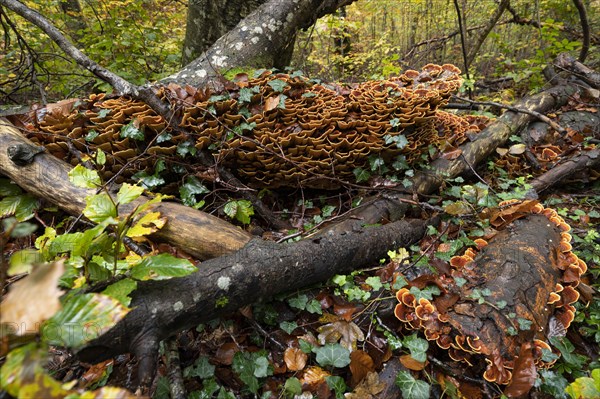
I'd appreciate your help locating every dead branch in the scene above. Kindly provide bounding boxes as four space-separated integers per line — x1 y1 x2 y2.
0 118 251 259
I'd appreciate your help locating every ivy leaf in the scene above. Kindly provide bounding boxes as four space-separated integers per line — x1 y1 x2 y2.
306 299 323 314
180 176 209 207
353 167 371 183
97 108 110 118
116 183 144 205
313 343 351 368
69 164 101 188
95 148 106 166
403 334 429 363
238 87 254 103
288 294 309 311
83 192 117 223
395 371 430 399
279 321 298 334
267 79 287 92
120 120 144 141
326 375 347 399
130 253 196 280
184 356 215 380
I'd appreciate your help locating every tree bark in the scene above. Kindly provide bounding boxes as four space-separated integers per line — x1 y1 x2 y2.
76 217 431 385
162 0 357 87
0 118 251 260
182 0 268 65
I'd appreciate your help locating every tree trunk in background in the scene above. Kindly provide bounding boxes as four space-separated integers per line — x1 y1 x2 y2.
58 0 85 43
182 0 268 65
164 0 357 87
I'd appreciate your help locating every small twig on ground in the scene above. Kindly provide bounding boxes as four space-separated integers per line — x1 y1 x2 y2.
164 337 186 399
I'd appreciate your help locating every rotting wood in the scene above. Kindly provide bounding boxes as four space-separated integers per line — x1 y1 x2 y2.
0 118 251 260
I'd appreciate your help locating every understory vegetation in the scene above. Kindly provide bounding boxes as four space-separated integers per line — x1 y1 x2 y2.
1 0 599 398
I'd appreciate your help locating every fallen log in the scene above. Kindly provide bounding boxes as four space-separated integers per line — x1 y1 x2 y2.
76 217 431 385
412 83 581 195
0 119 251 259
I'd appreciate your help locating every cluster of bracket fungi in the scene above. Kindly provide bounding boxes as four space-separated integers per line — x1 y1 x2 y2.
28 64 488 188
394 199 586 385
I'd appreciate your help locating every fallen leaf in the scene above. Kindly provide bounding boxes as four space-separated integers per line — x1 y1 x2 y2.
496 147 509 156
0 261 64 335
80 359 114 388
503 343 536 397
300 366 330 387
350 350 375 386
318 320 364 351
264 95 280 112
508 143 526 155
399 354 426 370
214 342 239 365
345 372 385 398
284 347 307 371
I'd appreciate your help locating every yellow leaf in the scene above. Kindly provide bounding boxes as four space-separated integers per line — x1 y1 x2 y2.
127 211 166 237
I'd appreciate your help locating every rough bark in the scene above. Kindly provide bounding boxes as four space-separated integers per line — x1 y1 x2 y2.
76 217 431 385
411 83 581 195
182 0 268 65
162 0 357 87
0 118 251 259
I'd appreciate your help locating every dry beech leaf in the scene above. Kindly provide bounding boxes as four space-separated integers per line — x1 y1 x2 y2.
80 359 114 388
284 347 307 371
264 95 280 112
214 342 239 365
508 143 527 155
0 261 65 335
496 147 509 156
333 303 359 322
350 350 375 386
345 371 385 399
300 366 330 387
318 320 364 351
399 354 426 371
503 343 537 398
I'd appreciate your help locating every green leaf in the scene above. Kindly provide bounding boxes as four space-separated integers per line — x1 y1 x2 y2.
565 369 600 399
8 249 43 275
97 108 110 118
403 334 429 363
2 218 37 238
85 130 99 142
43 293 129 348
69 164 101 188
133 172 165 190
130 253 196 280
279 321 298 334
84 192 117 223
326 375 347 399
180 176 210 207
283 377 302 396
353 167 371 183
102 278 137 306
395 371 430 399
120 120 144 141
306 299 323 315
0 179 22 197
116 183 144 205
238 87 255 103
550 337 587 368
223 200 254 224
313 343 351 368
0 194 39 221
184 356 216 380
267 79 287 92
299 339 313 353
288 294 309 311
96 148 106 166
365 276 383 291
232 351 271 394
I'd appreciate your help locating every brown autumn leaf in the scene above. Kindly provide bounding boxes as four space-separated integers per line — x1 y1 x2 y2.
503 343 537 398
440 147 463 160
284 347 307 371
496 147 509 156
0 261 65 335
333 303 358 322
489 200 539 228
317 320 364 351
399 354 426 370
80 359 114 388
345 372 385 399
264 95 280 112
350 350 375 386
301 366 330 387
214 342 239 365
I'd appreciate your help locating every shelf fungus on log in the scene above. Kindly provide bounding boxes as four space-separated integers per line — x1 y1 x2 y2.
394 200 585 386
21 64 489 188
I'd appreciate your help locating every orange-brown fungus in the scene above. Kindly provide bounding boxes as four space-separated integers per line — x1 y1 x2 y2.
29 64 488 188
394 200 585 385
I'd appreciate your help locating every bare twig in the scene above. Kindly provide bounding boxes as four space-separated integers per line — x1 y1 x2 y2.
572 0 590 62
